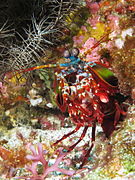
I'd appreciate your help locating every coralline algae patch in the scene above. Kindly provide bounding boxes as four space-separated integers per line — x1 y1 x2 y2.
0 0 134 179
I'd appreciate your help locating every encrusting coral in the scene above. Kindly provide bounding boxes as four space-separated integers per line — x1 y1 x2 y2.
0 0 134 179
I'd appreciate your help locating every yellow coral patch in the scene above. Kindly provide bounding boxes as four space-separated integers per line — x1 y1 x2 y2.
9 73 26 85
91 23 106 40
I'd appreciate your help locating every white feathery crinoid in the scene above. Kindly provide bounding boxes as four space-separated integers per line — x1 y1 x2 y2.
8 0 79 70
0 21 14 39
8 17 58 70
0 22 14 73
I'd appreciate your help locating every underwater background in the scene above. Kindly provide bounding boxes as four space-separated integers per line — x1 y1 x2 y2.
0 0 134 179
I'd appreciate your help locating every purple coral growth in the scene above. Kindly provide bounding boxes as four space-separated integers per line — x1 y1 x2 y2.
16 143 75 180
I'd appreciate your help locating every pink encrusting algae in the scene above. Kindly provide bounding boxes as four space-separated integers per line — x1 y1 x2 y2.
0 0 134 179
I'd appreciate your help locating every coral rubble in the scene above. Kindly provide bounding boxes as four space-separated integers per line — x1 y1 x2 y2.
0 0 134 179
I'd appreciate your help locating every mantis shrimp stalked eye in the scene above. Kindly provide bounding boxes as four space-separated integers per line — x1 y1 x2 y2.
63 49 71 58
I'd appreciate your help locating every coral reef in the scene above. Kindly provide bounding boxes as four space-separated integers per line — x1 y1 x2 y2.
0 0 134 179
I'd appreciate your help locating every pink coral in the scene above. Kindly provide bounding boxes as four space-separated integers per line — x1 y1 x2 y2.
82 37 96 49
16 143 75 179
81 25 87 32
87 15 100 28
80 37 101 62
86 1 100 14
73 26 87 46
106 40 115 50
107 15 120 31
73 35 84 46
0 82 9 98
